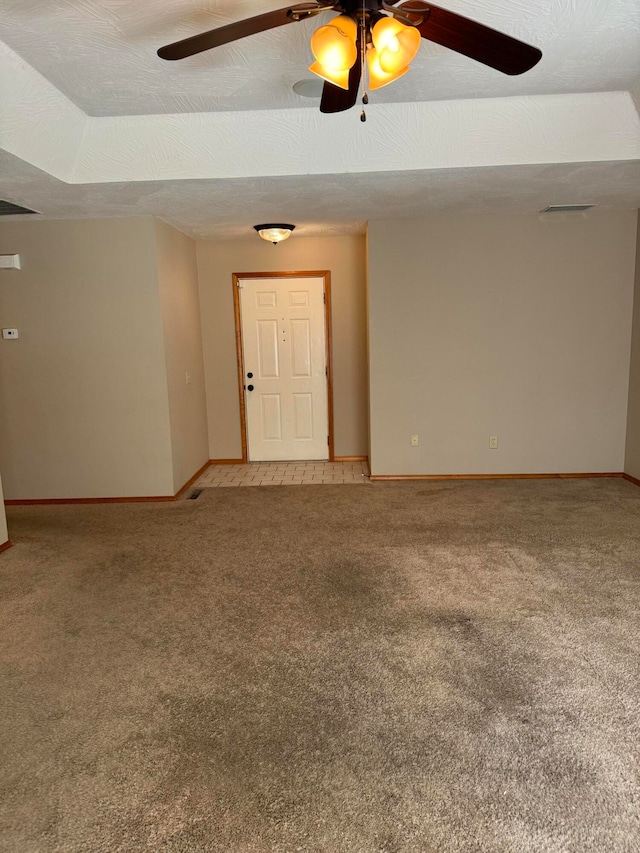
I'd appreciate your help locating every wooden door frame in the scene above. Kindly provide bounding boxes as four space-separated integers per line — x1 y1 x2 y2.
232 270 334 464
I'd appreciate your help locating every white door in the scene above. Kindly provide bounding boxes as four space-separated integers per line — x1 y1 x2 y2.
239 276 329 461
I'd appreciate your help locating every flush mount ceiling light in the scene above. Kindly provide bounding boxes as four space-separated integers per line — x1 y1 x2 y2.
254 224 296 244
158 1 542 116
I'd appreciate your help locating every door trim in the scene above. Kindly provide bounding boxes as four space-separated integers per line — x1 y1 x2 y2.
232 270 334 464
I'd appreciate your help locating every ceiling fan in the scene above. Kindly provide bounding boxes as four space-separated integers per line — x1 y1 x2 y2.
157 0 542 114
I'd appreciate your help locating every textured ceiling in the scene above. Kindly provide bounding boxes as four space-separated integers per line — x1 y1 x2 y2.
0 0 638 115
0 1 638 239
1 150 639 241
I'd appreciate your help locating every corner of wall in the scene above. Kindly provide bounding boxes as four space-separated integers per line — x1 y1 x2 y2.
630 84 640 120
623 211 640 479
154 220 209 493
0 472 8 545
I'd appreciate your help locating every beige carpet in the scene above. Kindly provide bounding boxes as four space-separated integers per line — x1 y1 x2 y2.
1 479 639 852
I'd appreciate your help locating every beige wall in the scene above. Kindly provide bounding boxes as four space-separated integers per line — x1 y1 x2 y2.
0 218 175 499
624 215 640 480
368 210 638 476
0 473 8 545
154 220 209 492
196 235 368 459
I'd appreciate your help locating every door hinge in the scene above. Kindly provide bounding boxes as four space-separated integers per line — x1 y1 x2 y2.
325 366 328 377
327 435 330 445
323 291 326 304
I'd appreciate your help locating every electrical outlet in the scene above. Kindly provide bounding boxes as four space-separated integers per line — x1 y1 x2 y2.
185 371 191 385
410 434 419 447
489 436 498 449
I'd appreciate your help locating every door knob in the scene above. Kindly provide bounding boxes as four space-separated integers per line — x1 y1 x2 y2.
247 384 254 392
247 371 253 378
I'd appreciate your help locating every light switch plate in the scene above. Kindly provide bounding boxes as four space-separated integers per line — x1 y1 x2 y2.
2 328 19 339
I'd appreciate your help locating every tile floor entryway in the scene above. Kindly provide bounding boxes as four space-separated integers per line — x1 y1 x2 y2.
193 460 369 489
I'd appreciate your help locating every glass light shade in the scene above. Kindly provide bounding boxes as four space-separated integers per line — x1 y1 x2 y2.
366 47 409 90
309 15 357 89
254 224 295 244
308 60 350 90
327 14 357 42
371 16 420 73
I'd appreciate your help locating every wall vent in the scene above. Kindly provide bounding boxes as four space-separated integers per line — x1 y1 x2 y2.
540 204 597 213
0 200 40 216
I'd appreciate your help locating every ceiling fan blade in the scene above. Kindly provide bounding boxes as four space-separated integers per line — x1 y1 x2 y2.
398 2 542 75
158 4 320 60
320 50 362 113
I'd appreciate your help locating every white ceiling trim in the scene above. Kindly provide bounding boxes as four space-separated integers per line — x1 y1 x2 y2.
2 40 639 189
72 92 640 184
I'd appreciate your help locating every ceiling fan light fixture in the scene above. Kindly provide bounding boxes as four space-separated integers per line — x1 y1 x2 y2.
310 17 357 69
254 224 296 244
371 16 421 73
309 15 357 89
158 1 543 114
326 14 357 42
366 47 409 90
308 60 350 89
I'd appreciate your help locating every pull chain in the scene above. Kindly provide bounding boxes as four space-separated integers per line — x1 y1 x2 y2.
360 0 368 122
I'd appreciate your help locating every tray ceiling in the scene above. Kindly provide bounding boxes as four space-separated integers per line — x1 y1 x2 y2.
0 0 639 116
0 1 638 238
